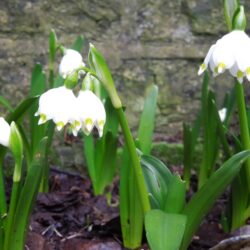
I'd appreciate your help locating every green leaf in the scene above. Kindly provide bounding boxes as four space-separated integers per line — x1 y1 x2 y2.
71 35 85 52
88 44 121 108
53 75 64 88
181 150 250 250
0 96 14 112
83 134 96 185
222 87 235 127
141 154 172 210
104 97 119 136
6 96 38 123
183 123 193 188
49 29 57 64
138 85 158 154
29 64 46 158
230 173 248 230
95 132 118 194
164 174 186 214
8 138 47 250
145 210 186 250
30 64 46 97
199 87 220 187
224 0 239 31
120 146 143 249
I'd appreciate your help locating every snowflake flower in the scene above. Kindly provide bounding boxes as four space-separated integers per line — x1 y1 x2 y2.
36 86 80 132
198 30 250 83
77 90 106 137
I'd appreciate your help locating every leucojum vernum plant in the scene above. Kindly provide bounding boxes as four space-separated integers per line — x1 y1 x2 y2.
1 1 250 250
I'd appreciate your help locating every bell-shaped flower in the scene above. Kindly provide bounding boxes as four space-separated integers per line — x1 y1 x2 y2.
36 86 80 132
0 117 10 147
198 30 250 82
76 90 106 137
59 49 85 79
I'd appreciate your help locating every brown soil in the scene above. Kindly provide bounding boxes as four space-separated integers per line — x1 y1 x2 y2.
19 167 231 250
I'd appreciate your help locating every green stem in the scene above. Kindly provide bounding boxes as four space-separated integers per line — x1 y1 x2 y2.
235 81 250 192
0 155 6 250
117 108 150 214
4 181 20 250
0 156 7 222
39 122 55 193
49 69 54 89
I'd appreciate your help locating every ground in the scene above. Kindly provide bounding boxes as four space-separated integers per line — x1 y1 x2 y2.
18 167 232 250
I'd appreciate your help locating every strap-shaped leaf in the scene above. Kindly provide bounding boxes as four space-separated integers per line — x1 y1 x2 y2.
120 146 143 249
164 174 185 214
181 150 250 250
8 137 47 250
141 154 172 210
71 35 85 52
0 96 14 112
49 29 57 64
6 96 38 123
145 210 186 250
29 64 46 157
138 85 158 154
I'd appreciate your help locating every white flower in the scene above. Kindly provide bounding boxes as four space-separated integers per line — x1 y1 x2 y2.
0 117 10 147
76 90 106 137
198 30 250 83
36 86 81 133
219 108 227 122
59 49 85 79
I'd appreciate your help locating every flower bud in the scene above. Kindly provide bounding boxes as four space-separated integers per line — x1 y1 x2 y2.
64 71 79 89
59 49 85 79
232 6 247 31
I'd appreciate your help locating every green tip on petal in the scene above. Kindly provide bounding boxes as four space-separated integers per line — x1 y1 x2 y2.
217 62 226 74
85 118 93 132
97 120 105 137
56 121 65 131
246 67 250 81
38 114 47 125
198 63 206 76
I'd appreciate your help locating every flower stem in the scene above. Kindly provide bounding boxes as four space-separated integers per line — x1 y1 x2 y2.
4 180 20 250
116 107 151 214
0 155 7 224
235 81 250 192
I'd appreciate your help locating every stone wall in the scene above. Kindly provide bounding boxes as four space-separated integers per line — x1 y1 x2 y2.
0 0 249 135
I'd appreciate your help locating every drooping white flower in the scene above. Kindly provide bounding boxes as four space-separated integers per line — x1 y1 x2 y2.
59 49 85 79
76 90 106 137
0 117 10 147
219 108 227 122
198 30 250 83
36 86 80 132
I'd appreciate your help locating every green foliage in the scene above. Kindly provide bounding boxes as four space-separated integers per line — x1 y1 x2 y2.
138 85 158 155
88 44 121 108
145 210 186 250
49 29 57 66
83 97 119 195
120 146 143 249
224 0 240 30
71 35 85 52
181 151 250 249
7 138 48 250
29 64 46 159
